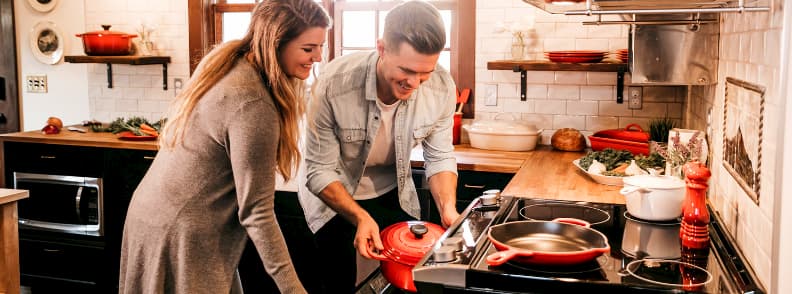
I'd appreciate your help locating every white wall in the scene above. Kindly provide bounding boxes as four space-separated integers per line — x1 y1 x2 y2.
14 0 89 130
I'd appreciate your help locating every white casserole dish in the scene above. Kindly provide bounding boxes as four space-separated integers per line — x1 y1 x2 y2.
463 120 542 151
619 175 686 221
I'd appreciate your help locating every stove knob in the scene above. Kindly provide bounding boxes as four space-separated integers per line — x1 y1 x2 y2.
442 236 465 251
433 245 457 263
481 194 498 206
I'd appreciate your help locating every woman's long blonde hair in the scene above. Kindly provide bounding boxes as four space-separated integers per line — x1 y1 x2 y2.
160 0 330 181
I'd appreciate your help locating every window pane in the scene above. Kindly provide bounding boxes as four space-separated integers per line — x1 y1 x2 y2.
439 10 451 49
438 50 450 72
343 11 376 47
223 12 251 43
342 50 365 56
378 10 388 39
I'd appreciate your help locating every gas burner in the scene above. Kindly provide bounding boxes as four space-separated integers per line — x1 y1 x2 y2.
624 212 681 226
625 259 713 289
519 202 611 226
499 254 611 276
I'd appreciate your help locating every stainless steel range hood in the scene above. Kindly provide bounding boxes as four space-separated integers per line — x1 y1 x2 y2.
523 0 768 15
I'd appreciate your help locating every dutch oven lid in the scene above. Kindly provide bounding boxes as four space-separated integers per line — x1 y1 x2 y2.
592 123 650 142
380 221 445 265
467 120 540 135
623 174 685 189
79 25 136 37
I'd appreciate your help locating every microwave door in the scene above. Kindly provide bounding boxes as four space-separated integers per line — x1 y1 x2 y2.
14 172 103 236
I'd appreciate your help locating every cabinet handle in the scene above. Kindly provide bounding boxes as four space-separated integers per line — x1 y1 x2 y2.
43 248 62 253
40 155 56 159
464 184 486 189
143 156 155 160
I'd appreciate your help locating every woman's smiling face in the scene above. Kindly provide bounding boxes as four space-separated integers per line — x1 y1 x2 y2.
279 27 327 80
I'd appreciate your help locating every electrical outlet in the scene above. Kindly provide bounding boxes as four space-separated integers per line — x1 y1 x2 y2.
483 84 497 106
173 78 184 96
26 74 48 93
628 86 642 109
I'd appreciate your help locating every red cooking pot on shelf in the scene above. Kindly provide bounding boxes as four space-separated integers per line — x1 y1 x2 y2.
373 221 445 292
76 25 137 56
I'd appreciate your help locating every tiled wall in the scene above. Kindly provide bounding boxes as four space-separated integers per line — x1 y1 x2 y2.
687 1 784 289
473 0 686 145
84 0 190 122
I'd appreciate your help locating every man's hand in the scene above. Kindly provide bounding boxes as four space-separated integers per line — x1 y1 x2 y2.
440 207 460 228
353 214 385 260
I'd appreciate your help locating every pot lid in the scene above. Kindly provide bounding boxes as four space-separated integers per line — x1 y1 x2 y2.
623 175 685 189
467 120 540 135
380 221 445 265
80 25 136 37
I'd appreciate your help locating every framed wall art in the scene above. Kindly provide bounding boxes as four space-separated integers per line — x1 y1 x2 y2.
722 77 766 204
29 21 65 65
27 0 58 13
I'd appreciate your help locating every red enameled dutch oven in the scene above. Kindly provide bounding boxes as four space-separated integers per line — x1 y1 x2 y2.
373 221 445 292
76 25 137 56
486 218 610 266
593 123 650 142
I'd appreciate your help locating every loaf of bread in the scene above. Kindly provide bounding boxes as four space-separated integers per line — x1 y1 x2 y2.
551 128 586 151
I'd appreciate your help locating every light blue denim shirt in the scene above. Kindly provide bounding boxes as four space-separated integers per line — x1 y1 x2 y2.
297 51 458 233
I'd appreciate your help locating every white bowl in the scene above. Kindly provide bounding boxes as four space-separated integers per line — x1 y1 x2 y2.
463 120 542 151
620 175 686 221
572 159 624 186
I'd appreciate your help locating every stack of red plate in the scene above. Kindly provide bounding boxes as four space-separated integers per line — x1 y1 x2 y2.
545 50 607 63
614 49 628 63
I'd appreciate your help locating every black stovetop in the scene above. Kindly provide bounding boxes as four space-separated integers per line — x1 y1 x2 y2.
413 196 765 294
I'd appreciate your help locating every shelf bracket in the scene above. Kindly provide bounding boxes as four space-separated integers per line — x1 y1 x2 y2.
616 68 625 103
162 63 169 90
106 63 113 89
513 66 527 101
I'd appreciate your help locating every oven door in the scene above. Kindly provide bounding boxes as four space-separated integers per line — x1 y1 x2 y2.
14 172 103 236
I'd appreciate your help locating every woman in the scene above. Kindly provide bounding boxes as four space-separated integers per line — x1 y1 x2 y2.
119 1 330 293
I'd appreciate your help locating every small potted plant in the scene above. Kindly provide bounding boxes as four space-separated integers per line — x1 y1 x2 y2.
648 117 676 152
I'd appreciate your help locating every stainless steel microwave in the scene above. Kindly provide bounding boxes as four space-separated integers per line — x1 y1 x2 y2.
13 172 104 236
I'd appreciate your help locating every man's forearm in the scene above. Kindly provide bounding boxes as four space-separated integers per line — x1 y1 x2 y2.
317 181 369 225
427 171 458 214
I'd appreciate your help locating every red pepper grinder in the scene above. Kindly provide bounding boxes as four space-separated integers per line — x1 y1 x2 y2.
679 160 712 249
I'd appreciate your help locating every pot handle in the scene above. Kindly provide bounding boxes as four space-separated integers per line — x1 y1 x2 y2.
552 217 591 228
625 123 644 132
619 186 650 195
486 249 532 266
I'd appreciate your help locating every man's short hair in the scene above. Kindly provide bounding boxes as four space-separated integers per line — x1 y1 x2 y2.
382 1 446 55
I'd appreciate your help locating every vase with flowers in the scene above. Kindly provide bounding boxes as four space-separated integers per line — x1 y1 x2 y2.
650 130 704 179
494 21 534 60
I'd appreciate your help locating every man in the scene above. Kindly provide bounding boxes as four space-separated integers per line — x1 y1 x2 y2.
297 1 460 292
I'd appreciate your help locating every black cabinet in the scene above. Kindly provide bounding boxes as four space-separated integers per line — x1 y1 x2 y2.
3 141 155 293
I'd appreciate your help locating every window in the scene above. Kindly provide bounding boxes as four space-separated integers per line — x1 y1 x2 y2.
189 0 475 116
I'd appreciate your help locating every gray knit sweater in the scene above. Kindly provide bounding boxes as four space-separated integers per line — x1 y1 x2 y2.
119 60 305 294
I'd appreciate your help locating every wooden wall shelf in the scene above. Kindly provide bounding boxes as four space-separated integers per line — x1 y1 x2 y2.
64 56 172 90
487 60 629 103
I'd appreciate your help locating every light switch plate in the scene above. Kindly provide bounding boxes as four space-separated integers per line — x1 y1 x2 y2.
26 74 48 93
483 84 497 106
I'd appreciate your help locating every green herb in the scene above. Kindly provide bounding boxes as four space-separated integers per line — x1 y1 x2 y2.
91 116 165 136
578 148 634 171
649 117 676 143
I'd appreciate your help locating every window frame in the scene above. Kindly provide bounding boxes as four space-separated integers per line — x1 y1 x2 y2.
188 0 475 117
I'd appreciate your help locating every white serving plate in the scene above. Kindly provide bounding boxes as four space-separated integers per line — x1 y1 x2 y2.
572 159 624 186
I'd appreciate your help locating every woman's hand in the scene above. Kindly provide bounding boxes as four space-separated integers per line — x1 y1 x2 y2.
353 214 385 260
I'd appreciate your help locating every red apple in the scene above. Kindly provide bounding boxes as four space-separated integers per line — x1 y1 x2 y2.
41 124 60 134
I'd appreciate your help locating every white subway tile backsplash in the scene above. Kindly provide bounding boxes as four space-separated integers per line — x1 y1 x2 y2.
492 71 521 83
535 100 566 114
575 39 609 50
502 99 535 113
543 39 576 51
547 85 579 100
476 0 514 9
586 116 619 131
598 101 631 116
116 99 139 111
555 23 588 39
525 85 548 99
552 115 585 130
524 71 555 83
580 85 613 101
587 72 616 85
554 72 586 84
633 102 667 118
586 25 621 39
498 83 520 98
567 101 598 116
122 87 145 99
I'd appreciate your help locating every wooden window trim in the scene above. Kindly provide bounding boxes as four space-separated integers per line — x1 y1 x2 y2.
187 0 475 117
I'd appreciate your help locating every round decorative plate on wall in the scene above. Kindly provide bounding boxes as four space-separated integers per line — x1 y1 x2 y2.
29 21 65 65
26 0 58 13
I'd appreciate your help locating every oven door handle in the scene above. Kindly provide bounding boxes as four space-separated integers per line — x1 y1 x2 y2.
75 186 83 221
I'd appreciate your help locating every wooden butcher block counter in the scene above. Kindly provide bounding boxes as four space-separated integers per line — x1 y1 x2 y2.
411 144 625 205
0 189 28 294
0 128 158 151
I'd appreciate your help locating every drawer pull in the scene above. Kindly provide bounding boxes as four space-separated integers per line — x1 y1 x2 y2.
40 155 56 159
143 156 155 160
43 248 62 253
463 184 486 189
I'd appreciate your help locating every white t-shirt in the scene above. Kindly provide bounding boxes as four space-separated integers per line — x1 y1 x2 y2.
354 99 399 199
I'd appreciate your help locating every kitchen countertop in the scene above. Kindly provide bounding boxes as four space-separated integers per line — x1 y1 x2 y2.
412 144 625 205
0 128 158 151
0 130 624 204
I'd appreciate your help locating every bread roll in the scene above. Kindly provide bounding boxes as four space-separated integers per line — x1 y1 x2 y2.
551 128 586 151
